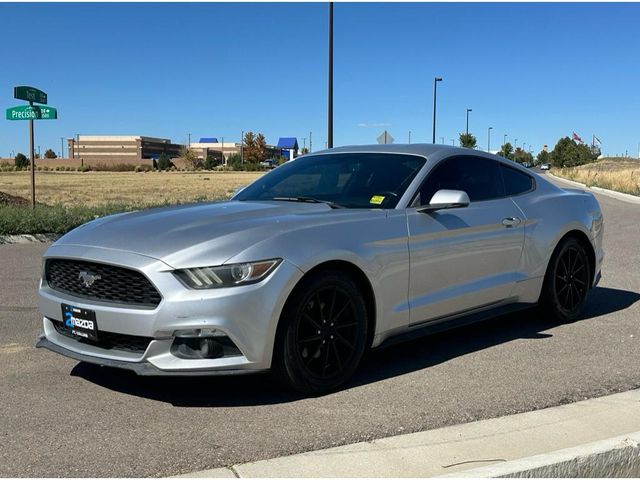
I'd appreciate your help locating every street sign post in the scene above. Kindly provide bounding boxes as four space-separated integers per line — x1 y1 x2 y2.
6 105 57 120
377 130 394 145
14 86 47 105
7 85 55 208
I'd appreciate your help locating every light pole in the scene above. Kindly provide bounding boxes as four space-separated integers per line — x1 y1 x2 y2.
75 134 79 159
440 136 444 144
488 127 493 153
408 130 411 144
327 2 334 149
187 133 191 149
60 137 65 158
240 130 244 164
432 77 443 143
465 108 472 135
451 139 455 146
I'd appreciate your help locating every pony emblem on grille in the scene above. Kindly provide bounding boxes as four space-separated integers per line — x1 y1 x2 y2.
78 270 101 288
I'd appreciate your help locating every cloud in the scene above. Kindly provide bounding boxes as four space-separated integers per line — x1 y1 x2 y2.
358 122 392 128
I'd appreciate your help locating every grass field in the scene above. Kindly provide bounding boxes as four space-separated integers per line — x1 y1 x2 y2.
0 170 264 207
555 158 640 196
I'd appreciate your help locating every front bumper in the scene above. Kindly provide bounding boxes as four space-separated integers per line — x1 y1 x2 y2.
38 244 304 374
35 334 260 376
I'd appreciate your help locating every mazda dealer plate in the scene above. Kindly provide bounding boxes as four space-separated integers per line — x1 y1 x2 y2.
61 304 98 341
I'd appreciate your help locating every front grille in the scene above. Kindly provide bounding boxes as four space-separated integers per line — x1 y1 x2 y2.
45 259 162 308
51 319 153 354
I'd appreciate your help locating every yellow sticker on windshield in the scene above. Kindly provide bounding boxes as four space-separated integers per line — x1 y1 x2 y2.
370 195 385 205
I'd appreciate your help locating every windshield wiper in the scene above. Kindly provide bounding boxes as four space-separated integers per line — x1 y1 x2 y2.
270 196 345 209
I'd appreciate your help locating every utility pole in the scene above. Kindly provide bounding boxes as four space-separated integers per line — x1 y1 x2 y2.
327 2 334 149
76 133 80 160
309 131 312 152
187 133 191 149
60 137 65 158
240 130 244 164
29 101 35 208
432 77 443 143
488 126 493 153
408 130 411 144
451 139 455 146
440 136 444 144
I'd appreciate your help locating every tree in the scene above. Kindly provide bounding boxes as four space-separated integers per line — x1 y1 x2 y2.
550 137 598 168
243 131 271 163
300 147 309 155
226 153 242 170
459 133 477 149
44 149 57 159
204 152 223 170
14 153 29 168
181 147 203 170
497 142 514 160
243 132 258 163
255 133 269 162
157 153 173 170
536 149 550 166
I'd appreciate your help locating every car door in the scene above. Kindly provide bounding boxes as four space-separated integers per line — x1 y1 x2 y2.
406 155 525 325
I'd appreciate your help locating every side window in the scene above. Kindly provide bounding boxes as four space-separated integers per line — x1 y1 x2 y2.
418 156 504 204
500 164 535 196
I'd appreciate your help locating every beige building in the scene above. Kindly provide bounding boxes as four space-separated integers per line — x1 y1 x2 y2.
67 135 183 163
189 139 241 163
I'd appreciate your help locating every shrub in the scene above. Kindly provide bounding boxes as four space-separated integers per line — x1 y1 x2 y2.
157 153 174 171
15 153 29 168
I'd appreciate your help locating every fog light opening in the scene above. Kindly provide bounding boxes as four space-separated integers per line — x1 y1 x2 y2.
170 335 242 360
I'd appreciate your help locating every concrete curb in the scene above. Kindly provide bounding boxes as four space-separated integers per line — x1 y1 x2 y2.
445 432 640 478
548 172 640 205
0 233 60 245
174 389 640 478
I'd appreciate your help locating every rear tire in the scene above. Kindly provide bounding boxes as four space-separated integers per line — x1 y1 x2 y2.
274 271 368 395
539 237 591 322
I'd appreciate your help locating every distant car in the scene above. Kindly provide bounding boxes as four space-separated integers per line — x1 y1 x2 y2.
36 145 604 394
540 164 550 170
260 159 278 169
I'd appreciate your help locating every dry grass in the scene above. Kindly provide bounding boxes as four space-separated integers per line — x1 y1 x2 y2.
0 170 264 208
555 158 640 197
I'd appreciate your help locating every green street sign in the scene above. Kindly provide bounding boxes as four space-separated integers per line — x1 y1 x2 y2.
6 105 58 120
14 86 47 105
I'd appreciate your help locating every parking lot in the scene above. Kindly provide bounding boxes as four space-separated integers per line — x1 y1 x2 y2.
1 173 639 477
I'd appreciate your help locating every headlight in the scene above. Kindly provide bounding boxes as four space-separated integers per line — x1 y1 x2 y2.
174 259 282 289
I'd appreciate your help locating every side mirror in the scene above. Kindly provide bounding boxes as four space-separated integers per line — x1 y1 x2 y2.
417 189 470 213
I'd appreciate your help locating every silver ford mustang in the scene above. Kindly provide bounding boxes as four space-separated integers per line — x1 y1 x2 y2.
37 145 604 394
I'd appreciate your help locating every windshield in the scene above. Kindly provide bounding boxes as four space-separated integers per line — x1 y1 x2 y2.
234 152 426 209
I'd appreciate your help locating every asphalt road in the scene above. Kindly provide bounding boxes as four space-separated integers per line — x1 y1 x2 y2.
1 173 639 477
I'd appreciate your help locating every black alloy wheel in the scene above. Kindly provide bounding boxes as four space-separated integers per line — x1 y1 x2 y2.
541 237 591 322
275 271 368 394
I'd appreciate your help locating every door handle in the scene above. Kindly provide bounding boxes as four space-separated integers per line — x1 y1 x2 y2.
502 217 521 227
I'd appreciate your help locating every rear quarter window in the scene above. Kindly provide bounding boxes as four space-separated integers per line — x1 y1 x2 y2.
500 164 535 196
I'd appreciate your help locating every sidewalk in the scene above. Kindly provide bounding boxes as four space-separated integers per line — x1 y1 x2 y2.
176 388 640 477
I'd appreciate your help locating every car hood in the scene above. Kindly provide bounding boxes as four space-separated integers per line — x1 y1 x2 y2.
53 201 380 268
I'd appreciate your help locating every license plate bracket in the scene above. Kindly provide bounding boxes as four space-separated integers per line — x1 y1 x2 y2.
61 304 98 341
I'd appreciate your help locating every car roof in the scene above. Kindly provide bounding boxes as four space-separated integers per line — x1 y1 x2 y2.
304 143 537 176
310 143 457 158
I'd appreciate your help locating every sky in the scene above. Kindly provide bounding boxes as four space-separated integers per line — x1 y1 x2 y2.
1 2 639 158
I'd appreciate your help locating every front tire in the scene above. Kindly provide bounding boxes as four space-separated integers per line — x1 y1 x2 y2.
540 237 591 322
274 271 368 395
